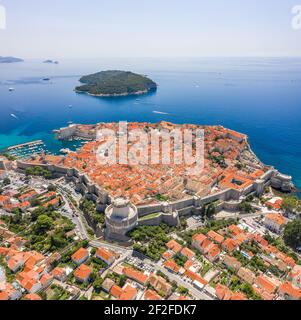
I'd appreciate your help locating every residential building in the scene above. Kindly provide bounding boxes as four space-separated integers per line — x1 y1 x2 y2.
237 267 256 285
222 255 242 272
71 247 89 265
95 247 115 266
264 213 287 234
74 264 92 283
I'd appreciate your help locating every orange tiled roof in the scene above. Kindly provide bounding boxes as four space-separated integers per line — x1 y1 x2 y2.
96 247 115 263
74 264 92 281
180 247 195 260
123 267 148 285
207 230 224 244
144 289 162 300
265 213 286 226
166 240 182 253
24 293 42 301
71 247 89 262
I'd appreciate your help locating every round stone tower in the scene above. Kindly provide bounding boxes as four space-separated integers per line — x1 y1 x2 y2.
105 197 138 241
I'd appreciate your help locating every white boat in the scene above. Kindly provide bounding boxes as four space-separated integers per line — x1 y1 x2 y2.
9 87 15 92
10 113 19 119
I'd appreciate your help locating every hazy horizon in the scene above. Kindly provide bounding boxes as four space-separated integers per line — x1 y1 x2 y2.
0 0 301 59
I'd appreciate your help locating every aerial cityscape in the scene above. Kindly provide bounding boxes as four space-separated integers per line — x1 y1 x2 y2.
1 0 301 305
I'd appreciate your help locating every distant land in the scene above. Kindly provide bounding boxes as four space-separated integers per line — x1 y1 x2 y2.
75 70 157 97
0 56 24 63
43 60 59 64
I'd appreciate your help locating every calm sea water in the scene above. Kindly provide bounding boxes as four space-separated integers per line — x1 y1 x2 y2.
0 58 300 193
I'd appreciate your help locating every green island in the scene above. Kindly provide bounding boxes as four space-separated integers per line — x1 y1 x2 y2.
75 70 157 97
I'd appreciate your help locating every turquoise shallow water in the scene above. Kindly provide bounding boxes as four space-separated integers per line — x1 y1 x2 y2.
0 58 301 194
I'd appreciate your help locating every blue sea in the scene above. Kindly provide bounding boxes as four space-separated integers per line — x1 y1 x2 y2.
0 57 301 193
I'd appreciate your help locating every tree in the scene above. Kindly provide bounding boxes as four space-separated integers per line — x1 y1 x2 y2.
47 184 57 192
3 178 11 186
283 220 301 249
239 201 254 214
282 196 301 214
93 276 104 292
35 215 54 234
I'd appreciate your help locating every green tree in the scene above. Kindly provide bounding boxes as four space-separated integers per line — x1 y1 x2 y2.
35 214 54 234
283 220 301 249
3 178 11 186
93 276 104 293
282 196 301 214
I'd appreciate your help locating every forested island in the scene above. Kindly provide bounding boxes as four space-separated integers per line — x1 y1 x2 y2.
75 70 157 97
43 60 59 64
0 56 24 63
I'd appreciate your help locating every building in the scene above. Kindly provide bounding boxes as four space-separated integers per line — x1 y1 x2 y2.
192 234 207 252
95 247 115 266
237 267 256 285
74 264 92 283
24 293 42 301
101 278 115 293
207 230 224 244
264 213 287 234
51 267 67 282
207 244 220 262
105 198 138 241
180 247 195 260
278 281 301 300
122 267 148 286
288 265 301 288
110 283 137 300
143 289 162 300
71 247 89 265
149 273 172 297
222 255 242 272
222 238 239 253
166 240 183 254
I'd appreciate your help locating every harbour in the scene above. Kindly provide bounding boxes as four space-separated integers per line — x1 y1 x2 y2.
5 140 48 160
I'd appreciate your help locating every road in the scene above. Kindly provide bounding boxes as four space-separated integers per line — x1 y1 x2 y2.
55 183 89 240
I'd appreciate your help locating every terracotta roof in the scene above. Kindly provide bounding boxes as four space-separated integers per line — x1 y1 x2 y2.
0 292 9 300
163 260 181 273
123 267 149 285
265 213 286 226
74 264 92 281
110 285 123 298
24 293 42 301
71 247 89 263
255 275 279 294
166 240 183 253
180 247 195 259
207 230 224 244
95 247 115 263
278 281 301 300
144 289 162 300
222 238 238 252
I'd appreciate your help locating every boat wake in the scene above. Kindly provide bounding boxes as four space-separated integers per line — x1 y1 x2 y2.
152 110 170 115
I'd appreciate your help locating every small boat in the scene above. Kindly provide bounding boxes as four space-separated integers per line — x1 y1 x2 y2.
68 121 73 125
9 87 15 92
68 105 73 108
10 113 19 119
42 78 50 81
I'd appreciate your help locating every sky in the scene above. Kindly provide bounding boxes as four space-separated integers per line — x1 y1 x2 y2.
0 0 300 59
